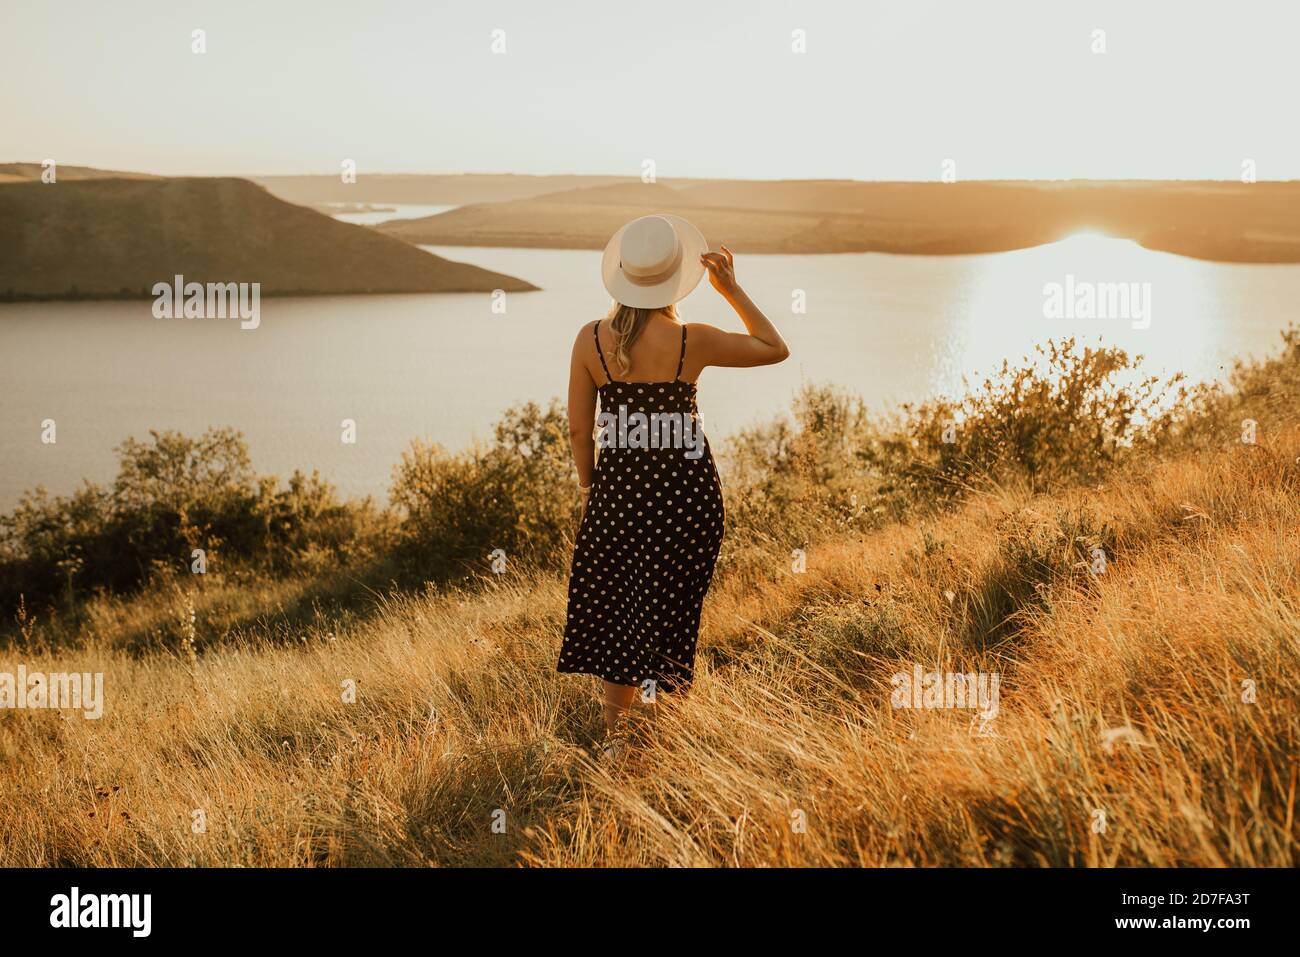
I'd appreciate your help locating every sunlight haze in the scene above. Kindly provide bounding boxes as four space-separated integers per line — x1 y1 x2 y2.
5 0 1299 180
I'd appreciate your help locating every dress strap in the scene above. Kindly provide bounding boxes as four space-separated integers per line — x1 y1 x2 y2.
674 324 687 381
593 321 613 384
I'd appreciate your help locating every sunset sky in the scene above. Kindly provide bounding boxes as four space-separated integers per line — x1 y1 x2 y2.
5 0 1298 181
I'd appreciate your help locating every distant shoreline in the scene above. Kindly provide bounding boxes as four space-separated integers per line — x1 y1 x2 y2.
6 166 1300 279
391 227 1300 264
340 177 1300 264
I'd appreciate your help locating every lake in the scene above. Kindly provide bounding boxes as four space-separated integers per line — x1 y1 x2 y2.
325 203 458 225
2 228 1298 511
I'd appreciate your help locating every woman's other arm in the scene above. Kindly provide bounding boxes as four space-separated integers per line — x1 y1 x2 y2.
695 245 790 367
567 324 598 490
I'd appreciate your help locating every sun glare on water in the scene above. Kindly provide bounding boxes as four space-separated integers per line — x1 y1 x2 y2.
936 229 1225 399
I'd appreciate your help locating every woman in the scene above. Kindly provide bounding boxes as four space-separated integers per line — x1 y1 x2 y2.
557 214 790 758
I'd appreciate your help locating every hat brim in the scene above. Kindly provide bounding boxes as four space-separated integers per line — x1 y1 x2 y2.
601 214 709 309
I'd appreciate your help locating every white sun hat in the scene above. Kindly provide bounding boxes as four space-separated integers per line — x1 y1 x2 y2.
601 214 709 309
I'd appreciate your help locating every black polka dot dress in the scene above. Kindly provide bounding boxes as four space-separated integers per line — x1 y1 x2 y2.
557 323 725 694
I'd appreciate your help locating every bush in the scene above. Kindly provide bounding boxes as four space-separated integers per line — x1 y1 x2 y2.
719 339 1182 568
252 469 392 575
390 400 577 581
0 428 384 613
866 338 1178 502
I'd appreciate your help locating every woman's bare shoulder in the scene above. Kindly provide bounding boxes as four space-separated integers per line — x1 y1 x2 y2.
573 318 601 344
683 321 726 343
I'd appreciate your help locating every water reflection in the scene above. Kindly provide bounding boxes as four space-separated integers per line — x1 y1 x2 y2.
329 203 457 225
1 238 1297 508
945 231 1230 397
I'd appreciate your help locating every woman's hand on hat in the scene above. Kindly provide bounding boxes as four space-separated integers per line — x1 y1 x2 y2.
701 245 739 296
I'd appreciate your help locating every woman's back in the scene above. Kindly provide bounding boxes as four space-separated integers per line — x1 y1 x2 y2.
593 313 694 383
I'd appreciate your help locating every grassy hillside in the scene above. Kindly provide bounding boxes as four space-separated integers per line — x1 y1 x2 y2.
0 332 1297 867
376 179 1300 261
0 177 536 301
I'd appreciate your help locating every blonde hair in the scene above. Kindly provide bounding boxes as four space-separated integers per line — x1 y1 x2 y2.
605 301 677 376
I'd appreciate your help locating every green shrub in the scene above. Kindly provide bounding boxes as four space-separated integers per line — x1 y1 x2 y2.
390 400 577 581
721 339 1183 553
868 338 1179 502
0 428 384 613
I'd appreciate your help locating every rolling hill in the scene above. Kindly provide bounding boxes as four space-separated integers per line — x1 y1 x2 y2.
0 162 163 183
374 179 1300 262
0 176 536 301
250 173 711 207
375 186 1061 256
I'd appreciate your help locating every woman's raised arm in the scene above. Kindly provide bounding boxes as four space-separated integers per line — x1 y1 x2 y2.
694 245 790 368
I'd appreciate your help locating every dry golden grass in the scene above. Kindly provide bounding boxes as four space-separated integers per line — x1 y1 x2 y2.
1 426 1296 867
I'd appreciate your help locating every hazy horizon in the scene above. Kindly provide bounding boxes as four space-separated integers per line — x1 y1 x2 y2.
6 0 1300 181
18 163 1300 185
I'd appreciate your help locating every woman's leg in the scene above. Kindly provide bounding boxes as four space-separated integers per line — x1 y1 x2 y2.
601 680 637 736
